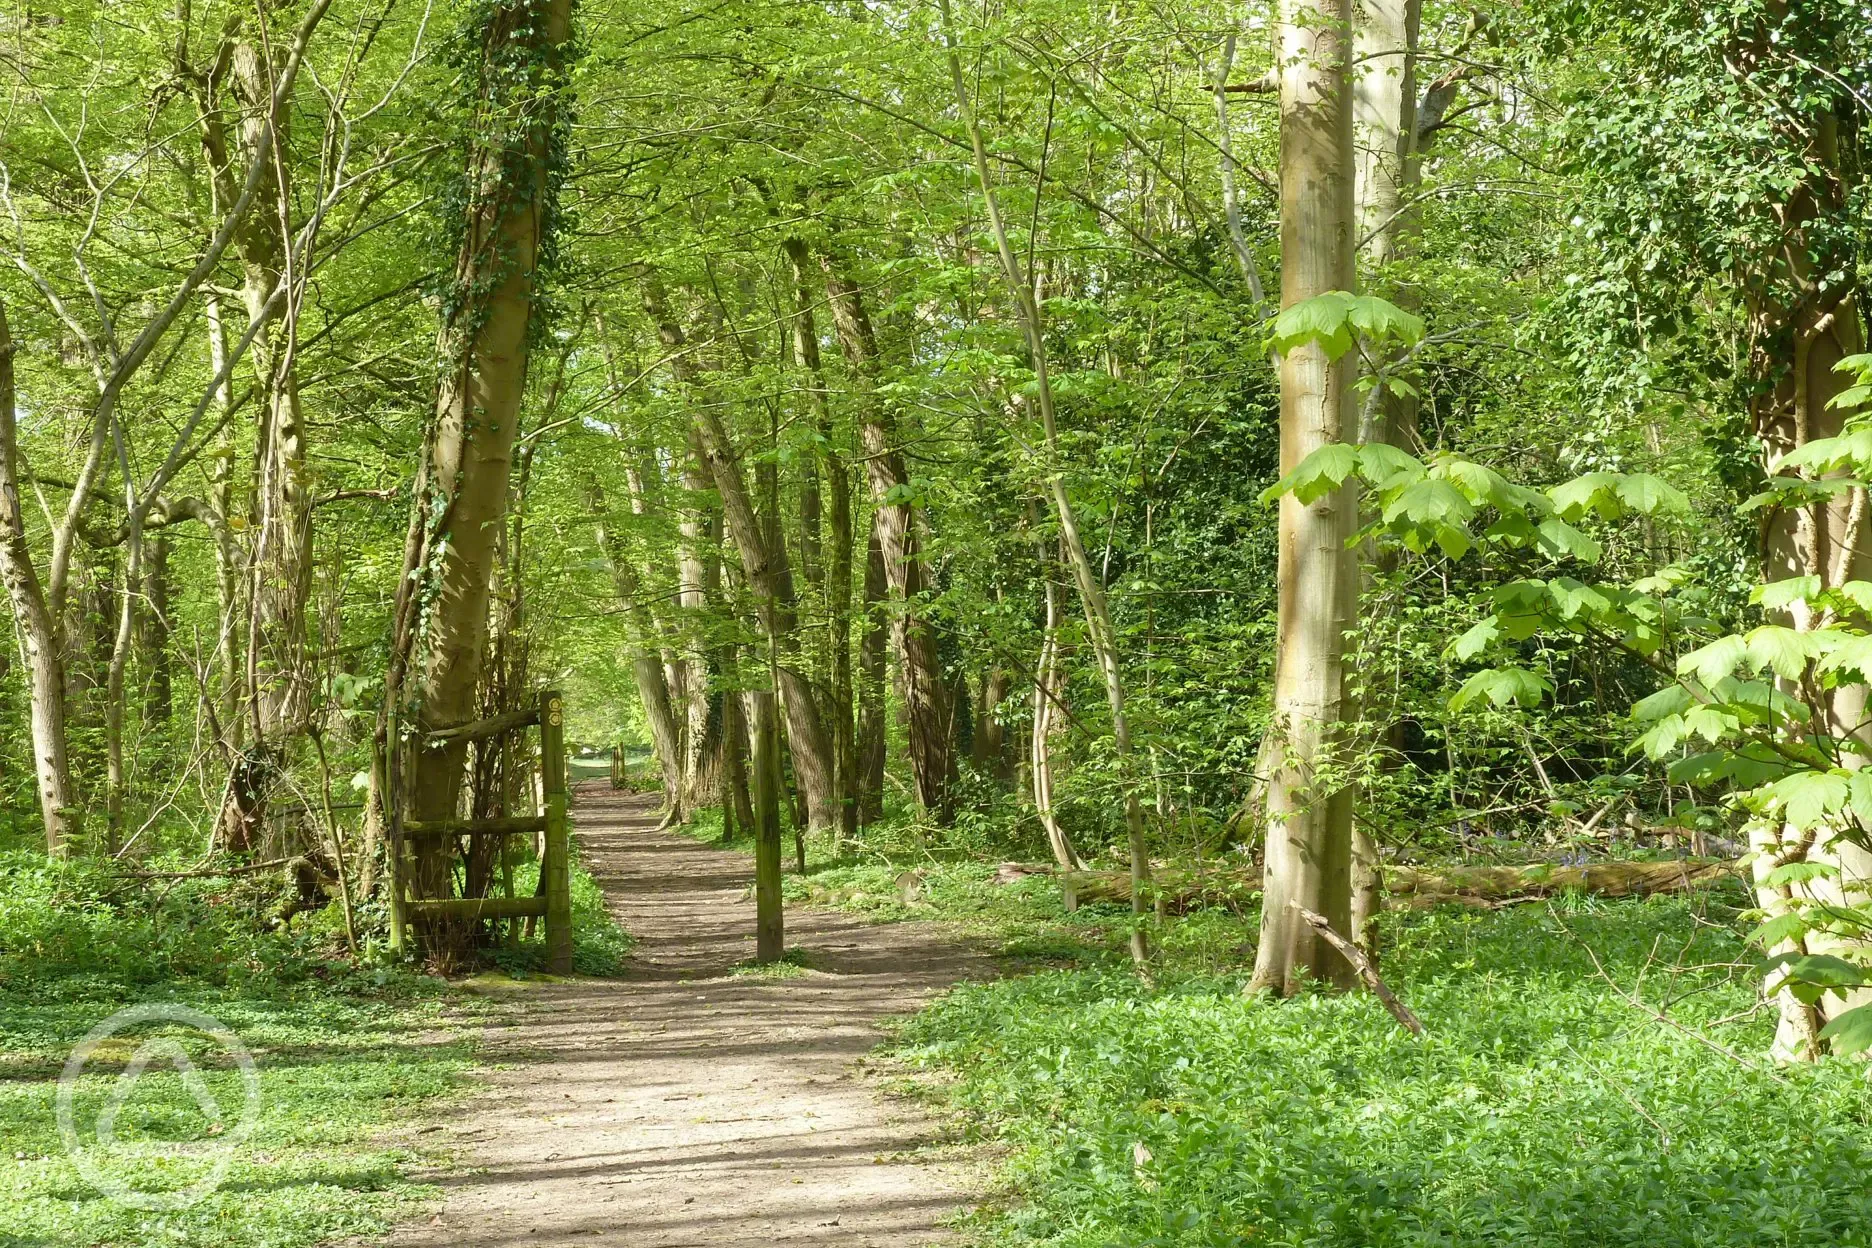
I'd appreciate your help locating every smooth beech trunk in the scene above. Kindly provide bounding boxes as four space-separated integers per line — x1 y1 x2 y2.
1249 0 1360 996
1348 0 1422 949
783 238 859 843
0 299 76 853
1745 143 1870 1061
821 257 956 822
857 518 888 825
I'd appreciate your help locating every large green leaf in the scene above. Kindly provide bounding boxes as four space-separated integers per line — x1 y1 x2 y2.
1677 634 1747 687
1753 576 1821 611
1270 292 1358 360
1743 625 1816 680
1819 1003 1872 1056
1448 667 1551 712
1262 442 1359 506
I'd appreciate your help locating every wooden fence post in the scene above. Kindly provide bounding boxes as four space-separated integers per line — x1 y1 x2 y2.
540 689 573 974
387 703 408 956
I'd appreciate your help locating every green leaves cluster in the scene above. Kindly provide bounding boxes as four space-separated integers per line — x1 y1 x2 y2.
1271 434 1872 1055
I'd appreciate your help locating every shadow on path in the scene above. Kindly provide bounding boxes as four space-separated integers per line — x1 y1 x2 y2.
385 783 987 1247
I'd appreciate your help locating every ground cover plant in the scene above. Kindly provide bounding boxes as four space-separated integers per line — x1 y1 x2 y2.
889 897 1872 1248
0 837 629 1248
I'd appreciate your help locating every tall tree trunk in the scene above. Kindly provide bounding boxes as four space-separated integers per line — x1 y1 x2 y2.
1031 554 1085 871
857 517 888 826
782 237 859 845
594 486 685 819
0 298 77 853
750 679 785 960
644 277 841 834
1249 0 1361 996
202 293 246 749
140 534 173 724
1347 0 1423 952
942 7 1153 966
402 0 575 910
821 256 956 822
1740 11 1869 1059
229 38 313 747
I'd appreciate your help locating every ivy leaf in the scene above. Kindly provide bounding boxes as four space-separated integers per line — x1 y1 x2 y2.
1819 1003 1872 1056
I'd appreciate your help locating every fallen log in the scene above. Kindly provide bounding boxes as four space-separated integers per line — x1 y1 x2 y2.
997 858 1743 914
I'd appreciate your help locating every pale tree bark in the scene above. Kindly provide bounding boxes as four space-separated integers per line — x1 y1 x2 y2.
186 27 313 743
643 275 840 834
231 38 313 745
594 486 685 820
857 518 888 825
0 298 76 853
1347 0 1422 950
1031 546 1086 872
1741 49 1870 1059
1249 0 1361 996
402 0 575 896
689 401 840 835
821 255 956 821
0 0 331 855
941 4 1152 966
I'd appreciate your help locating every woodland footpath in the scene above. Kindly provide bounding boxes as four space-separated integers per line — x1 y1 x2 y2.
3 0 1872 1245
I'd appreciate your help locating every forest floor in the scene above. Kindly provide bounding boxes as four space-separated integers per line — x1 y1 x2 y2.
385 783 988 1247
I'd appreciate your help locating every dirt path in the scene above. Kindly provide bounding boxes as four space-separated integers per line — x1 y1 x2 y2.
387 783 987 1247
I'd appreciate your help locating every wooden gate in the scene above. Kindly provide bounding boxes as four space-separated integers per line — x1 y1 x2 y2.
388 689 573 973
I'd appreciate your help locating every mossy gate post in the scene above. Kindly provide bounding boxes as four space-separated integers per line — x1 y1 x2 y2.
388 689 572 974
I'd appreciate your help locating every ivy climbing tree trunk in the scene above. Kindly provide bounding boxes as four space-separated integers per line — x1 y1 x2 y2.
1249 0 1361 996
402 0 575 903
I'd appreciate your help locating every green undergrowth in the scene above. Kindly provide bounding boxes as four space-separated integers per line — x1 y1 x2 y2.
483 849 635 977
0 834 630 1248
680 805 1872 1247
888 898 1872 1248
